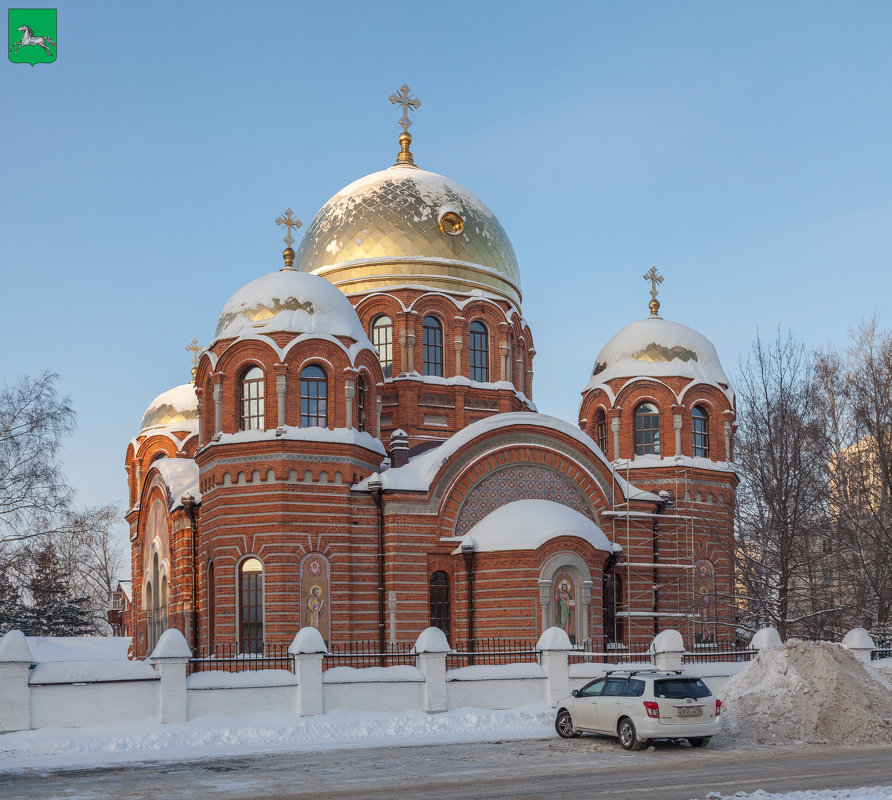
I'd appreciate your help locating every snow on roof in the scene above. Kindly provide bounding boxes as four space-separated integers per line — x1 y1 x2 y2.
354 411 656 502
452 500 613 555
139 384 199 435
151 457 201 511
585 317 734 403
117 580 132 601
214 269 373 348
203 426 386 455
613 453 738 475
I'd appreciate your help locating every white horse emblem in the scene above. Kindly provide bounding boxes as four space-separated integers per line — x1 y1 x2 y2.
9 25 56 55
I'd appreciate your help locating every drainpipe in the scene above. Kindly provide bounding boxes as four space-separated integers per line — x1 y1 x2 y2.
461 540 476 665
181 493 199 654
368 477 386 665
653 490 674 636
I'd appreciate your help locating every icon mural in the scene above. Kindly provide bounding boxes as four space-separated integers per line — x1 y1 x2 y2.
8 9 56 66
300 554 331 644
553 569 577 644
694 559 716 644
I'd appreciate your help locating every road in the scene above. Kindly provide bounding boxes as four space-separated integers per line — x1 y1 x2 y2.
3 739 892 799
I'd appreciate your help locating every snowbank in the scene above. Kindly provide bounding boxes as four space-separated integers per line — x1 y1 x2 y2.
26 637 131 662
720 639 892 746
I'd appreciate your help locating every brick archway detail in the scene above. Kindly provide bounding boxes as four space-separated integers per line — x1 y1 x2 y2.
454 464 594 536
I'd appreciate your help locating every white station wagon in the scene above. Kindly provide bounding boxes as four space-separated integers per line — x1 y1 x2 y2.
554 669 722 750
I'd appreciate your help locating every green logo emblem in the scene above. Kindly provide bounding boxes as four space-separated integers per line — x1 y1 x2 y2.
8 8 56 66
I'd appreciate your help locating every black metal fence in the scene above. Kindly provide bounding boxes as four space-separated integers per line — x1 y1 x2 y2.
684 642 756 663
323 641 415 670
446 638 539 669
568 647 652 666
188 643 292 675
872 647 892 661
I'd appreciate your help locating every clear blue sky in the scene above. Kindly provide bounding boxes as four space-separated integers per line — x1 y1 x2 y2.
3 1 891 542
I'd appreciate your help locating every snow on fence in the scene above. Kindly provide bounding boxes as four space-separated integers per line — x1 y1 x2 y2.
0 625 885 733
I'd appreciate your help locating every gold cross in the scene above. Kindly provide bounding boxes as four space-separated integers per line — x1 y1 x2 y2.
185 339 203 369
389 83 422 132
643 267 664 317
275 208 302 246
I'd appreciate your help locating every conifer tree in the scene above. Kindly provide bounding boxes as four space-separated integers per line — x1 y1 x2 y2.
22 541 91 636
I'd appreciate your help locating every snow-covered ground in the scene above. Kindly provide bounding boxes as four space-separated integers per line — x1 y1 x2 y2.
0 704 556 773
701 790 892 799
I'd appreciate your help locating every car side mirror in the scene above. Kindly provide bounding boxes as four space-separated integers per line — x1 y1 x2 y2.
571 689 579 698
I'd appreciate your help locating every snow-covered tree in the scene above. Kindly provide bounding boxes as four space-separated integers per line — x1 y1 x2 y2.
21 541 92 636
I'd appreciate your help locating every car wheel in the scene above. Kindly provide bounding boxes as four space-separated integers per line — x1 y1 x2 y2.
618 717 644 751
687 737 711 748
554 709 579 738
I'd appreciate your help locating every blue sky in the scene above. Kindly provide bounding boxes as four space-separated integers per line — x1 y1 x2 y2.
2 1 891 537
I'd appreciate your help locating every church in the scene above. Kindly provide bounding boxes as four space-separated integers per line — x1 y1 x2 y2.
125 87 738 660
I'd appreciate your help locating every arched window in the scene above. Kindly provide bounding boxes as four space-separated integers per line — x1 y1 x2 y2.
241 366 265 430
469 321 489 382
596 409 608 455
604 572 623 646
429 571 450 637
634 402 660 455
238 557 264 654
146 551 168 654
356 374 367 433
371 315 393 378
422 315 443 377
692 405 709 459
300 365 327 427
507 331 515 381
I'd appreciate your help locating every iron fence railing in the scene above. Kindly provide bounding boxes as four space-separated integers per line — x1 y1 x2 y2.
684 642 757 663
871 647 892 661
323 641 414 670
187 643 292 675
446 638 539 669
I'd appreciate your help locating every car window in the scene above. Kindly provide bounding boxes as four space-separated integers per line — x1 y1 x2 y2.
578 679 605 698
623 679 645 697
653 679 712 699
602 679 628 697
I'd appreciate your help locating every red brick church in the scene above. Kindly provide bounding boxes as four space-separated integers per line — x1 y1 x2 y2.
125 90 737 659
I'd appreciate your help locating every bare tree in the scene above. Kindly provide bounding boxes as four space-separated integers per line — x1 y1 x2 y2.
734 330 841 639
0 372 75 547
51 505 125 634
819 318 892 634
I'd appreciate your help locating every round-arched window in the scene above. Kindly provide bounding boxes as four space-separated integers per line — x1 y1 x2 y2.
371 315 393 378
422 316 443 377
241 366 265 430
692 405 709 459
634 402 660 455
300 365 327 428
239 557 264 654
469 321 489 382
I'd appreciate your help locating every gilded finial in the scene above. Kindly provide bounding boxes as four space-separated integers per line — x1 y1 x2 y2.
275 208 302 271
643 267 664 318
389 83 421 166
186 339 203 382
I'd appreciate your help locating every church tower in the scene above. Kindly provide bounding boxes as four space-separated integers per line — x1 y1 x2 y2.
578 270 738 645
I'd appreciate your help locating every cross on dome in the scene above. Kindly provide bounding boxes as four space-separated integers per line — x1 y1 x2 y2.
643 266 664 318
185 338 203 381
276 208 302 270
389 83 422 166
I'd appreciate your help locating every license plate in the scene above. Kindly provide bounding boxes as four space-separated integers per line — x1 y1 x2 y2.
677 707 702 717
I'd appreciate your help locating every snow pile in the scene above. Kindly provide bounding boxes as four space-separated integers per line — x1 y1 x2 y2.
720 640 892 746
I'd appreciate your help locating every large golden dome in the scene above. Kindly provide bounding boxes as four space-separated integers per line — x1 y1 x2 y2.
293 163 522 306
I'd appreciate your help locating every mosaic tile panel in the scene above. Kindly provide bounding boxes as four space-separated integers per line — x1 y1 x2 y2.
455 465 594 536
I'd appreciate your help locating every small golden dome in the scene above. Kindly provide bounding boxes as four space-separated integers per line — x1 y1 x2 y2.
293 165 521 306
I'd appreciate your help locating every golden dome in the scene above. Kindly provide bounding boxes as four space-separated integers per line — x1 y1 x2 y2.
293 164 522 306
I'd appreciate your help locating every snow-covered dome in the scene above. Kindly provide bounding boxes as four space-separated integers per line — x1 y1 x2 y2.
214 269 371 347
585 317 732 399
453 499 613 554
293 164 522 306
139 384 198 435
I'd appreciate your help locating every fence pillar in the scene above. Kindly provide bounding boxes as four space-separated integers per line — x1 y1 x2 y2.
750 626 782 652
842 627 876 665
412 627 450 713
536 627 571 707
0 631 33 732
290 627 327 717
650 629 685 671
149 628 191 724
